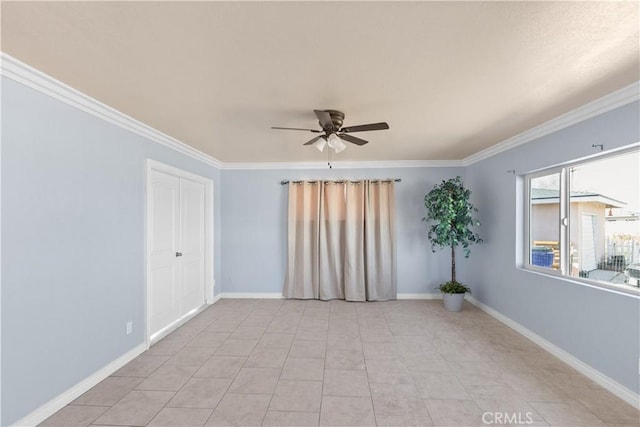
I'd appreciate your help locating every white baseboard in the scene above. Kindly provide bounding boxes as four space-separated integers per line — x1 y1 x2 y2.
207 281 216 304
217 292 441 300
212 292 223 303
150 303 211 346
13 343 146 427
397 293 442 299
466 295 640 409
220 292 285 299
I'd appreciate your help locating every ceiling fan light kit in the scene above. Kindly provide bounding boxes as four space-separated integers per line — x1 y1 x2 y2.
327 134 346 153
313 137 327 152
272 109 389 155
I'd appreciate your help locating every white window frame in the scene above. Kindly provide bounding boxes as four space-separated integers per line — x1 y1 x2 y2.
524 166 566 277
523 147 640 296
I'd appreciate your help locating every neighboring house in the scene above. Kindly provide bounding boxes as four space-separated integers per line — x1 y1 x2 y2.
531 188 626 273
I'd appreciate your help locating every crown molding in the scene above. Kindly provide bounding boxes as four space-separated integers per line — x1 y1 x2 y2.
462 81 640 166
0 53 224 169
222 159 464 170
3 53 637 171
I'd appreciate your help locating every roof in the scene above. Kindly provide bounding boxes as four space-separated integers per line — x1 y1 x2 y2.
531 188 626 208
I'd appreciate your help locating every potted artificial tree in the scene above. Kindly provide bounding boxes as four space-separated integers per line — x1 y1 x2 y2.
423 176 482 311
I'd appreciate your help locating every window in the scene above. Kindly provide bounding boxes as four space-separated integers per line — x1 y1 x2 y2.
525 149 640 292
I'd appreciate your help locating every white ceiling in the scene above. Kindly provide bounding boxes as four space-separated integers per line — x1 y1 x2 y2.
2 1 638 163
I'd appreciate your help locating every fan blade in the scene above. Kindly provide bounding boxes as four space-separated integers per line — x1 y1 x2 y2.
314 110 335 131
338 133 368 146
340 122 389 133
272 126 321 132
303 136 324 146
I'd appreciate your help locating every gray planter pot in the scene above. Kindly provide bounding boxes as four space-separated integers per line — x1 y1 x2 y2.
442 293 465 312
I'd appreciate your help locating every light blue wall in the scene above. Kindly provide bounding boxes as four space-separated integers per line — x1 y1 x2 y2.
466 101 640 394
1 77 221 425
220 167 468 295
3 69 638 426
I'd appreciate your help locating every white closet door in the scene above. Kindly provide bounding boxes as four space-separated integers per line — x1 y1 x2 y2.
179 178 206 316
148 170 181 337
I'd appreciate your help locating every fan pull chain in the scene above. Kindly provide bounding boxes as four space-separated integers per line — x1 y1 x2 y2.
328 146 332 169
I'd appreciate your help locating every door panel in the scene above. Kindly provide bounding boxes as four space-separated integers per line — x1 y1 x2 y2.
147 164 208 343
151 183 177 253
180 178 206 315
148 170 180 337
182 259 205 314
149 266 178 320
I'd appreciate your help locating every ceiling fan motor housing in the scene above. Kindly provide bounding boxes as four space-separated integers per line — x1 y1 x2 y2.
321 110 345 131
272 109 388 147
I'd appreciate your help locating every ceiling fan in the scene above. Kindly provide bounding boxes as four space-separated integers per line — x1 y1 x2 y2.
272 110 389 153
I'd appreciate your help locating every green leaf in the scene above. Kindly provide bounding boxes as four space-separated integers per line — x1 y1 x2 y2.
423 177 482 282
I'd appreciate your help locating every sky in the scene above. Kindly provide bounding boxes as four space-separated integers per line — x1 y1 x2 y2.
533 150 639 213
570 150 639 213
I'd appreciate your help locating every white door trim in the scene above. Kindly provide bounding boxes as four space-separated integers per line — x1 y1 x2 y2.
145 159 214 349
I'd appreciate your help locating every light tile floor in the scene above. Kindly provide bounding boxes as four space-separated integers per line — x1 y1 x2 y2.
41 299 639 427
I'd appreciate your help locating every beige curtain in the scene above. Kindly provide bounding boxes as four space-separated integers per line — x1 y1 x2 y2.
319 182 347 300
365 181 397 301
282 181 321 299
283 180 396 301
343 182 366 301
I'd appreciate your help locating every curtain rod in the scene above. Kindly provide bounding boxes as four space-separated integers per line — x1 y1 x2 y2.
280 179 401 185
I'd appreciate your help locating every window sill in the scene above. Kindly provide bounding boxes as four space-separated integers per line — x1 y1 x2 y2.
519 266 640 298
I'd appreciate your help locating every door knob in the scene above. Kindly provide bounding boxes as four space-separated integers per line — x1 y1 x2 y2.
176 252 183 257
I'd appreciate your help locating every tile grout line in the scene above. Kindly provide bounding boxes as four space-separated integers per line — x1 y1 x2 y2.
153 305 226 425
257 299 288 426
192 300 252 426
399 303 436 426
364 305 381 427
192 304 229 427
314 301 329 427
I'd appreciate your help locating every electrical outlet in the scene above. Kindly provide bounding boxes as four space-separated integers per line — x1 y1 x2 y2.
126 321 133 335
